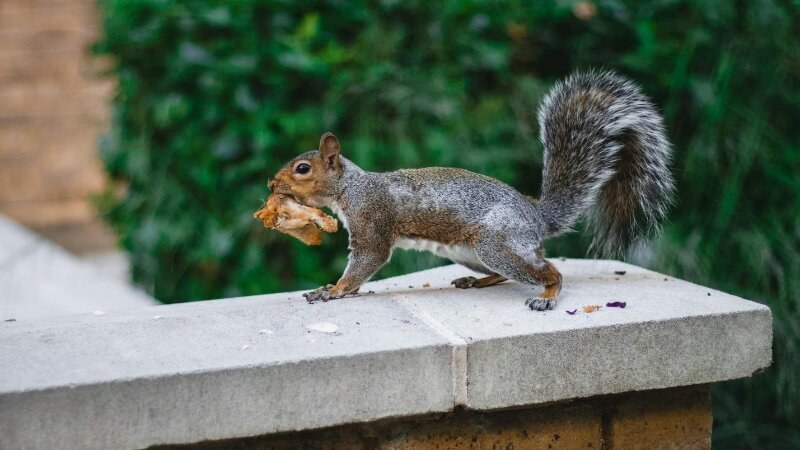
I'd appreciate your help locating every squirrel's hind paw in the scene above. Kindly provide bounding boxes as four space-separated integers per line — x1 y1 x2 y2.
526 297 556 311
451 276 478 289
303 284 336 303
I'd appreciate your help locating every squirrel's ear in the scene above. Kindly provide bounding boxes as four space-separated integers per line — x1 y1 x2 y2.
319 132 340 171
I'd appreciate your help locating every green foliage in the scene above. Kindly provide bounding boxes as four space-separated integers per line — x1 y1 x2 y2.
94 0 799 447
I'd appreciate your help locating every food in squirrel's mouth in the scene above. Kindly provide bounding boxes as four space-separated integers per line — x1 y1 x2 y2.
253 194 338 245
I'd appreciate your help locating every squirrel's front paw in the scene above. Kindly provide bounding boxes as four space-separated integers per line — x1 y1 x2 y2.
525 297 556 311
303 284 337 303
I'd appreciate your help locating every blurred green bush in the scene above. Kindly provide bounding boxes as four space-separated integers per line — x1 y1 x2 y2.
94 0 799 447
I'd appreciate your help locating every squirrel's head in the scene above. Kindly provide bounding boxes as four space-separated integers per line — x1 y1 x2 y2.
268 132 342 207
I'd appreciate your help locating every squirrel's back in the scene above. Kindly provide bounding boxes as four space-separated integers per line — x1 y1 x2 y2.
384 166 541 232
537 71 674 255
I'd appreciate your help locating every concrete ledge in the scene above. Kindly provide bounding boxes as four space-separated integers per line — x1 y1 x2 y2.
0 260 772 449
368 261 772 410
0 215 155 320
0 297 453 449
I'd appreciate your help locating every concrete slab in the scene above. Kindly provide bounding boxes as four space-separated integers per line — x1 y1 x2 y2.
0 259 772 449
81 250 132 284
368 260 773 410
0 215 38 264
0 215 155 321
0 292 454 450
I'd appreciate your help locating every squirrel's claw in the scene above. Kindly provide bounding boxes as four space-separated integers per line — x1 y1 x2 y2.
303 284 337 303
451 276 478 289
526 297 556 311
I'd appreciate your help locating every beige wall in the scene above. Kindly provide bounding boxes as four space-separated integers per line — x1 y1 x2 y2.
0 0 114 253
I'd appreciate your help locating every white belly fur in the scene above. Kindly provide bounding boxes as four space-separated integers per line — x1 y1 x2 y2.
394 238 482 267
328 202 349 231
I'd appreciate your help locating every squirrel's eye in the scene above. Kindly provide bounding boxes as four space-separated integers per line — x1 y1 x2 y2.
294 163 311 174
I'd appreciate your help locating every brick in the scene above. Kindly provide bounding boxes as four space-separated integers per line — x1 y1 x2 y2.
153 402 604 450
0 165 106 215
153 386 712 450
376 404 602 450
39 161 107 200
0 115 107 202
0 114 106 159
0 0 96 15
609 385 711 450
30 219 117 254
0 47 102 71
0 197 98 227
0 4 97 34
0 165 43 202
0 66 86 96
0 28 97 57
0 85 110 118
0 56 112 95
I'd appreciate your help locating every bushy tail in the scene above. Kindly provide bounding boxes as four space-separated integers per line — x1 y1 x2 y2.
537 71 675 256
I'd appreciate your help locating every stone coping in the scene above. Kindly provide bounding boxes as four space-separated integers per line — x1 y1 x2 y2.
0 260 772 450
0 215 155 320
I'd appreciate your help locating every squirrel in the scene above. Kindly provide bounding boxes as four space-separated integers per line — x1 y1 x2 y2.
268 71 674 311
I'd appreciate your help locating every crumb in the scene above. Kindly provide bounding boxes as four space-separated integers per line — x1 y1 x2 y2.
408 285 414 289
3 318 16 322
664 277 669 281
707 292 711 296
423 283 431 288
566 309 577 315
606 301 627 308
615 278 619 280
582 304 602 313
614 270 626 275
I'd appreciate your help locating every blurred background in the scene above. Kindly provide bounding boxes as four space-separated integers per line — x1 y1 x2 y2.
0 0 798 448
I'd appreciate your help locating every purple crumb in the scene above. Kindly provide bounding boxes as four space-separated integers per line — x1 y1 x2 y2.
614 270 627 275
566 309 577 315
606 301 627 308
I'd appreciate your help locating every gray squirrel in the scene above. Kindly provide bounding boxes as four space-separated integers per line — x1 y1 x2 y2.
268 71 674 311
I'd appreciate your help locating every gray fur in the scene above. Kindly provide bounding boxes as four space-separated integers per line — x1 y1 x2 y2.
285 71 673 308
537 70 674 255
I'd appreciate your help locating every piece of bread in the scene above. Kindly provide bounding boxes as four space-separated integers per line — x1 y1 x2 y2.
253 194 338 245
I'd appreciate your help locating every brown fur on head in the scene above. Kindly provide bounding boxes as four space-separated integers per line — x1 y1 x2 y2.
268 132 342 207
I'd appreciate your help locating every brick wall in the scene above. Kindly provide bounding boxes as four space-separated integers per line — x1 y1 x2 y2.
0 0 114 253
155 385 712 450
